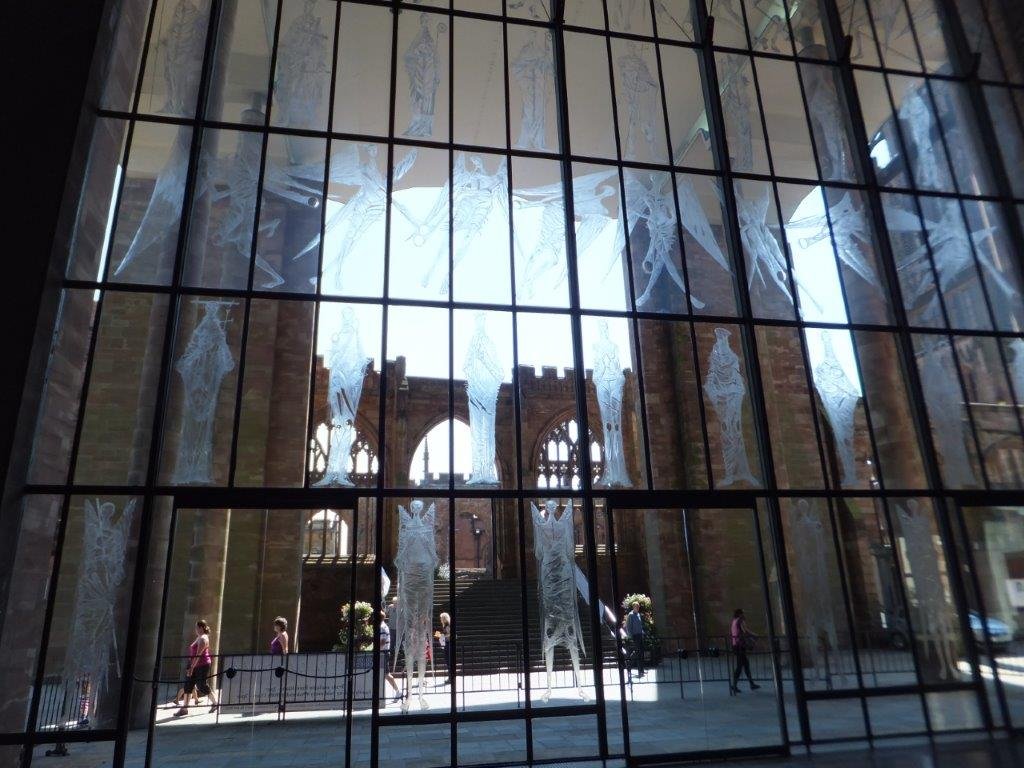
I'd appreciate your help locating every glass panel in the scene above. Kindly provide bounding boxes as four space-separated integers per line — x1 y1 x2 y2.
66 118 129 282
234 299 315 487
395 10 450 141
753 57 817 181
660 45 712 169
799 62 859 183
611 39 669 165
574 163 630 312
334 2 393 137
880 192 943 329
840 0 882 68
890 498 971 685
508 26 558 154
608 0 651 36
733 178 796 321
952 335 1024 489
28 291 99 485
453 18 506 148
137 0 212 117
638 319 709 489
379 724 451 768
308 302 382 489
868 0 923 72
676 173 737 317
809 698 867 740
0 496 61 734
929 79 995 196
717 53 770 175
74 291 171 485
960 200 1024 333
530 713 600 761
925 690 984 730
254 134 326 294
319 141 389 298
206 0 277 124
459 719 527 764
834 497 918 688
581 315 646 489
159 296 244 486
756 325 827 489
511 157 570 308
960 505 1024 729
805 328 873 489
100 0 154 112
866 694 927 735
781 498 860 691
451 152 513 306
388 146 448 301
516 313 581 491
565 32 617 160
906 0 950 73
654 0 694 42
694 323 762 490
453 309 515 488
108 122 193 286
983 87 1024 199
184 126 265 290
851 330 927 489
854 69 910 189
385 305 450 486
890 76 955 193
269 0 335 131
38 497 141 732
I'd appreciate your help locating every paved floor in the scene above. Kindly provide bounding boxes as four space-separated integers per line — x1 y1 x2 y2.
26 663 1024 768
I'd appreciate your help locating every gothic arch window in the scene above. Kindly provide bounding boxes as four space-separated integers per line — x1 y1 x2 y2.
409 417 499 486
536 416 602 491
308 424 379 487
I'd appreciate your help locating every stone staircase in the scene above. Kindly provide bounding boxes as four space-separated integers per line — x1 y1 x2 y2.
424 576 619 675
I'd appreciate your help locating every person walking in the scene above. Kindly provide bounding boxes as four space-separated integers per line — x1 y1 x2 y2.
436 612 453 686
379 611 402 703
625 603 645 678
730 608 761 694
270 617 290 655
174 619 219 717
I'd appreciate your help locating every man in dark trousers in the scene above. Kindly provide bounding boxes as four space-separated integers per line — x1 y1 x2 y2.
625 603 645 678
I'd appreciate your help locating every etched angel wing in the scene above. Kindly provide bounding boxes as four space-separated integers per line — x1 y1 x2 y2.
676 177 729 272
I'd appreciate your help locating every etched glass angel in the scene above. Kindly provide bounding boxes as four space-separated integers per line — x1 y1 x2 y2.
172 301 236 484
513 169 618 298
394 500 439 711
791 500 840 682
592 321 631 487
622 171 699 309
803 65 851 181
898 87 946 190
316 308 371 487
463 314 503 485
895 500 957 679
295 145 417 292
812 331 860 486
62 499 135 725
789 192 880 291
404 13 447 138
703 327 759 487
531 500 588 702
274 0 330 129
418 153 508 294
512 31 553 151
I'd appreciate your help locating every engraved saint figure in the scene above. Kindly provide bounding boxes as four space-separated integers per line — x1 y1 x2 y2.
895 500 957 679
160 0 207 115
63 499 136 725
316 308 371 487
404 13 447 138
617 45 660 161
813 331 860 486
463 314 503 485
512 31 553 151
791 500 840 683
274 0 330 128
394 500 439 711
703 327 759 487
531 500 588 702
592 321 631 488
172 301 236 484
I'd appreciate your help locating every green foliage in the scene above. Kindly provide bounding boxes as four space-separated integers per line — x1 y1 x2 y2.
621 593 659 651
335 600 374 651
